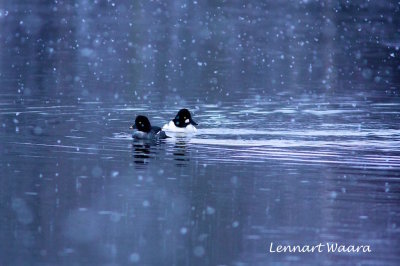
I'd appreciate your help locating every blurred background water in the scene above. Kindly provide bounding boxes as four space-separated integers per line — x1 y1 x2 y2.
0 0 400 265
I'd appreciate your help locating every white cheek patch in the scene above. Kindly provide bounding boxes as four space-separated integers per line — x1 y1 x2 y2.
185 119 189 123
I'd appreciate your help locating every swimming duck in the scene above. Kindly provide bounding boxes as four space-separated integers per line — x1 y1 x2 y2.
130 115 168 140
162 108 198 133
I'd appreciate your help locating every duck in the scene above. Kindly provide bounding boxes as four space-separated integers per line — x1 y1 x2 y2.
130 115 168 140
162 108 198 133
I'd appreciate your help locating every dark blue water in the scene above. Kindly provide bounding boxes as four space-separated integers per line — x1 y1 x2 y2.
1 1 400 265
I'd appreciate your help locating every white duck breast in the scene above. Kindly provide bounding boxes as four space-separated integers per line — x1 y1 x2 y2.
162 121 197 133
132 131 149 139
132 130 167 140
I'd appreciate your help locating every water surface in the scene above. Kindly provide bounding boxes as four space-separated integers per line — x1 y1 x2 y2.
1 1 400 265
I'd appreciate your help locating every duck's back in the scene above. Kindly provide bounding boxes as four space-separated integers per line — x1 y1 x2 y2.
162 121 197 133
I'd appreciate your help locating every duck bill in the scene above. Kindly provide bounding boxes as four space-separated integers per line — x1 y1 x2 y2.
130 125 136 129
190 119 198 126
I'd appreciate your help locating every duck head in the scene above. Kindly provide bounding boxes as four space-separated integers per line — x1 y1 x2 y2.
130 115 152 133
173 109 198 128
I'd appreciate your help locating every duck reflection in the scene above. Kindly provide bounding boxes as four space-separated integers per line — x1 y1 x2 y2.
132 140 153 166
172 138 190 167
